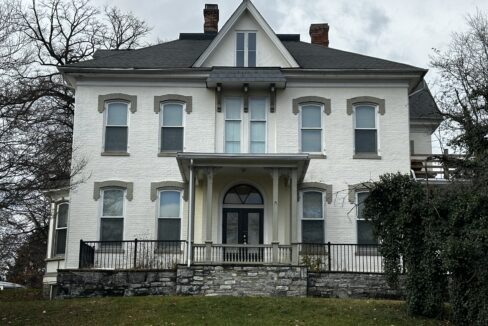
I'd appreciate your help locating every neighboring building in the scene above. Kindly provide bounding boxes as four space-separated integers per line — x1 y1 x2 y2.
44 0 441 292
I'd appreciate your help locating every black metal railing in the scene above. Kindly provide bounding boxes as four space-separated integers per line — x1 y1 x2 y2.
298 243 388 273
79 239 187 270
78 240 392 273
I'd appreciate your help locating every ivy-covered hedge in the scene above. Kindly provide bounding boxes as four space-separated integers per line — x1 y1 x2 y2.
363 173 488 325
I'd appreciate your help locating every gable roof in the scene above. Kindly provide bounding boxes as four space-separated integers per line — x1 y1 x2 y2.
193 0 299 68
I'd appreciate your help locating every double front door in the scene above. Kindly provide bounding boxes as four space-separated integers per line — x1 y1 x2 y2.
222 208 264 245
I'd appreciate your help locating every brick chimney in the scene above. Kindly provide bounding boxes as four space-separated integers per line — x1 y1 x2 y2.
309 23 329 47
204 4 219 33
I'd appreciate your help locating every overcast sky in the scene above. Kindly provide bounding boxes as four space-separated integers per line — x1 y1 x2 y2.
91 0 488 85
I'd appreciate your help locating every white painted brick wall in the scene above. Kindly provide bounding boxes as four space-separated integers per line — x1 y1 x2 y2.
62 79 412 268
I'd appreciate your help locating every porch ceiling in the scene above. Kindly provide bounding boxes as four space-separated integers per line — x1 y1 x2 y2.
176 152 310 183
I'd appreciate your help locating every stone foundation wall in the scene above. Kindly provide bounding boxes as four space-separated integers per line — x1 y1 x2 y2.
55 267 404 299
308 272 404 299
177 265 307 297
56 269 176 298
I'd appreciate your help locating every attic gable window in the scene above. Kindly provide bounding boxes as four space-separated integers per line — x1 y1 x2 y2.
236 32 256 67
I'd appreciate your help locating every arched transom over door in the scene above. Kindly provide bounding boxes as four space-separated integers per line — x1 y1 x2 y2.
222 185 264 245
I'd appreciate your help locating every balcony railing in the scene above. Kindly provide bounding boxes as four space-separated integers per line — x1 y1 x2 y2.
411 152 465 181
79 240 391 273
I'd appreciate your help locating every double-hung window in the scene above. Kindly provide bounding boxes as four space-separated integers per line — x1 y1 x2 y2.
249 98 266 153
236 32 256 67
357 192 376 245
158 190 182 241
224 98 242 153
160 102 184 152
104 102 129 152
354 105 377 154
54 203 68 256
301 191 325 243
100 188 124 242
300 104 322 153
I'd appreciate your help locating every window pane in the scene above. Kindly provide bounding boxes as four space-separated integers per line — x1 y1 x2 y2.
250 142 265 153
248 33 256 51
158 219 181 241
250 121 265 142
236 51 244 67
302 220 324 243
356 106 375 128
57 204 69 228
225 120 240 142
107 103 128 125
302 105 321 128
355 129 377 153
161 127 183 151
105 127 128 152
102 189 124 216
225 141 240 153
250 99 266 120
301 130 321 152
248 50 256 67
247 212 260 244
358 220 376 244
55 229 67 255
225 212 239 244
162 104 183 126
357 192 369 219
160 191 181 218
236 33 245 50
101 218 123 241
303 192 323 219
225 99 241 119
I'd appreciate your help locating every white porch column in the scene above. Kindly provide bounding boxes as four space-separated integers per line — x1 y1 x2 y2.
272 169 279 243
290 169 298 243
205 168 213 242
186 161 195 267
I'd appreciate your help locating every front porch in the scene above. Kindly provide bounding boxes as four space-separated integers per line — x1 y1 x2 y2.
78 239 385 273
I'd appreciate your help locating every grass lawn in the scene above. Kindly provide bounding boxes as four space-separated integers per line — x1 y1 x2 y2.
0 289 451 326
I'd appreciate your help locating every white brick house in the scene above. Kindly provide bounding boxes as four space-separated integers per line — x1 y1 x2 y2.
43 0 441 289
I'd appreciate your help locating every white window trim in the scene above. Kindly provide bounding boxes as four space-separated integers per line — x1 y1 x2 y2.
159 101 186 153
157 189 183 241
103 101 130 153
299 103 325 154
99 188 126 241
248 97 268 153
353 104 380 155
235 31 257 67
298 190 326 243
54 202 68 256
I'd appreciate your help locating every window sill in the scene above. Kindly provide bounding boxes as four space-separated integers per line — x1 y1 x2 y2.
45 256 65 262
158 152 177 157
101 152 130 157
353 154 381 160
308 154 327 159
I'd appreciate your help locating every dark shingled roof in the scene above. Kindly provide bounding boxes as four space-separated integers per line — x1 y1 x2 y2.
409 80 442 121
207 67 286 87
63 34 424 71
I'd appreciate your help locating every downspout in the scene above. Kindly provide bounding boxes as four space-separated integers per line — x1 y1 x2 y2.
187 160 194 267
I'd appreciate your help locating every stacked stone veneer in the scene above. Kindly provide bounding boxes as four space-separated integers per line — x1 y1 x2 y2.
176 265 307 297
308 272 404 299
56 269 176 298
56 266 404 299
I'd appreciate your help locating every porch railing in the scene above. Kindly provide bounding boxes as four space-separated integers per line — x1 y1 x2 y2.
79 240 390 273
79 239 187 269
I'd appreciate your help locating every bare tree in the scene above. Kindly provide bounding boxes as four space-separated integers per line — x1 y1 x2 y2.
0 0 151 286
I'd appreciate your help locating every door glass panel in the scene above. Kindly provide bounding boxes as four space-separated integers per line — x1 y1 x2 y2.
226 212 239 244
247 212 260 245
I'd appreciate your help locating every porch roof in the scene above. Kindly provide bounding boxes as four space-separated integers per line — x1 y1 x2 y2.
176 153 310 183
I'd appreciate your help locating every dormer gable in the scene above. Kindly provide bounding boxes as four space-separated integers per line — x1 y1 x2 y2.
193 0 299 68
